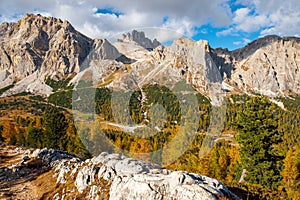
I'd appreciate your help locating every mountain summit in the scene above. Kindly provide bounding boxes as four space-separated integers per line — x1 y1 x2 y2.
117 30 161 50
0 14 122 96
213 35 300 96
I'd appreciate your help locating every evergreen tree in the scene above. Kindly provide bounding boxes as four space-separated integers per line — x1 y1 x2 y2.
17 131 26 146
235 96 283 189
65 123 91 159
44 107 68 149
27 126 43 148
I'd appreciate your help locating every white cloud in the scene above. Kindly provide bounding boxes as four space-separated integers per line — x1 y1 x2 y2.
0 0 232 42
2 0 300 43
233 38 251 46
219 0 300 37
162 18 195 37
217 28 236 37
217 7 270 36
233 41 241 45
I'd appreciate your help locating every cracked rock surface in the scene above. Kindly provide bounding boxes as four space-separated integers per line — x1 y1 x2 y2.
0 145 240 199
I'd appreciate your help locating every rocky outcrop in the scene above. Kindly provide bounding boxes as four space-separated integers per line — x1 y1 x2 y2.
122 34 300 97
0 72 53 97
112 37 223 100
46 150 240 200
117 30 161 50
70 59 126 87
114 41 149 60
0 147 240 200
0 14 91 80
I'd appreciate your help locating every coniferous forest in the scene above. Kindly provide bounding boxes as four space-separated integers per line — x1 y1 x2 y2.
0 81 299 199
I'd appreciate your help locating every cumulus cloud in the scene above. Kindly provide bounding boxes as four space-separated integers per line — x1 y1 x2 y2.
218 0 300 37
2 0 300 44
0 0 232 42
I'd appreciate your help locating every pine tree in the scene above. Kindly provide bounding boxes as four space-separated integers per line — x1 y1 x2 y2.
27 126 43 148
235 96 284 189
44 107 68 149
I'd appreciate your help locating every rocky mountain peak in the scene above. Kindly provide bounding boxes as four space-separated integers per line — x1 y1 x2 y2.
118 30 161 50
0 14 126 96
3 14 75 42
232 35 296 61
169 37 210 53
213 35 300 96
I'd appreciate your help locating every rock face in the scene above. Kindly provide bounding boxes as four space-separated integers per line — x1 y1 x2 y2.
87 34 300 98
0 72 53 97
109 170 232 200
212 35 300 96
6 148 238 200
0 14 90 81
0 14 300 97
0 14 123 96
117 30 161 50
0 146 240 199
112 37 222 100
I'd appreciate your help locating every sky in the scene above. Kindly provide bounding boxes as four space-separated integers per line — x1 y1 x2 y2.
0 0 300 50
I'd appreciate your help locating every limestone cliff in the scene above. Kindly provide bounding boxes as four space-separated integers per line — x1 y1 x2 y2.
212 35 300 96
0 14 122 96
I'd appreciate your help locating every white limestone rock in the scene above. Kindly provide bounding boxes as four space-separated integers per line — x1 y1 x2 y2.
75 165 99 193
35 149 240 200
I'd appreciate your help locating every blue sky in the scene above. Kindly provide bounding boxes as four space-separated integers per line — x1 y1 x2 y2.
0 0 300 50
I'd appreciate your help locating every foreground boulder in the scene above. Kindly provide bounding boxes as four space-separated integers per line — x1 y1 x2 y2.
32 149 240 200
0 146 240 199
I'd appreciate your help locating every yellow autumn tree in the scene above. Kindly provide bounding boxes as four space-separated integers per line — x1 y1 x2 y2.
281 146 300 199
2 121 16 143
226 147 240 183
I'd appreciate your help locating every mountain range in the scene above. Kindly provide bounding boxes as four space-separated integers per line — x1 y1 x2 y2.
1 14 300 200
0 14 300 98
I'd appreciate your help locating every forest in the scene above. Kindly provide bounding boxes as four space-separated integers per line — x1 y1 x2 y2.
0 81 299 199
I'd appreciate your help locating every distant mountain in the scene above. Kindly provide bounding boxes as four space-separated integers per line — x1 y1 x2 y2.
0 14 300 97
212 35 300 96
117 30 161 50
